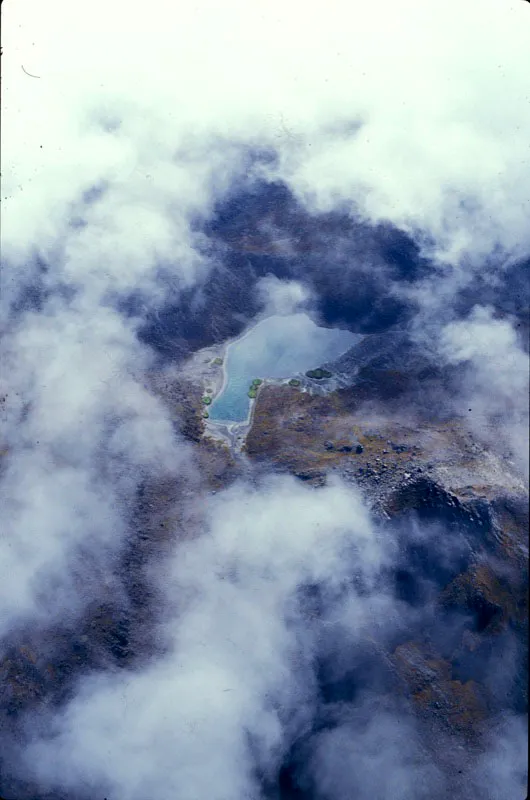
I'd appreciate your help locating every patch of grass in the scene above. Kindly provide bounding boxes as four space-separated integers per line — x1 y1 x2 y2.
202 396 212 405
305 368 332 380
248 379 263 398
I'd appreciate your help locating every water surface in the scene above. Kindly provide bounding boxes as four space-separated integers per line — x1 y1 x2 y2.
209 313 360 423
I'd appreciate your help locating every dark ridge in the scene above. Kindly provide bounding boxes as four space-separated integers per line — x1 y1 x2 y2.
277 766 307 800
316 643 397 707
206 179 293 240
454 254 530 332
139 178 530 363
391 529 471 608
114 290 148 319
138 259 261 360
385 478 493 542
139 179 434 359
377 225 429 283
275 733 315 800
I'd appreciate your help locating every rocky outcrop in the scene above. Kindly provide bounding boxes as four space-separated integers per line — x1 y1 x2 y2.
148 372 205 442
243 368 528 750
393 642 488 738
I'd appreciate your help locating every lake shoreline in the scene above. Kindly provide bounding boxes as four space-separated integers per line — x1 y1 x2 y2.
210 314 276 419
204 314 278 447
204 313 361 447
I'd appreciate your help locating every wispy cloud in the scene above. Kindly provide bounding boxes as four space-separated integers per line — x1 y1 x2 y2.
440 305 529 474
1 0 528 797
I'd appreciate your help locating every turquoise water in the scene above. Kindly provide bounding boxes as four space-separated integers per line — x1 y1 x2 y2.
209 313 361 423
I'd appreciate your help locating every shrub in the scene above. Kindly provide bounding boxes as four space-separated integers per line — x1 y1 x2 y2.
305 368 332 380
288 378 301 387
202 396 212 405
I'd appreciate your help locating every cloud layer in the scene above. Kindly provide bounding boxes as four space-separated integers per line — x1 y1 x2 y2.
1 0 528 797
4 0 530 270
17 479 381 799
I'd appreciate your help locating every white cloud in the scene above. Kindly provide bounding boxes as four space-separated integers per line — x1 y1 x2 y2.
1 0 528 796
440 305 529 475
0 297 190 637
20 478 385 800
308 709 443 800
12 475 528 800
256 275 314 317
3 0 529 281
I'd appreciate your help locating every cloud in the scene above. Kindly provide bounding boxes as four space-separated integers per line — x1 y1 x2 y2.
0 296 192 638
470 715 529 799
14 477 526 800
305 706 444 800
3 0 528 352
17 478 385 799
4 0 529 276
1 0 528 797
440 305 529 475
256 276 314 317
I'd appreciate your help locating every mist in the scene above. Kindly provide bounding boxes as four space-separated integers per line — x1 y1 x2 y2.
1 0 528 797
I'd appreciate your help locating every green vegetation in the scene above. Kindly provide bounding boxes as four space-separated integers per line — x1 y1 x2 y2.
247 379 263 399
305 368 333 380
202 396 212 405
288 378 301 387
202 410 209 419
213 357 223 366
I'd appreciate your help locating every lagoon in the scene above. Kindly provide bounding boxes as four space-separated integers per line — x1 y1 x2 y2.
209 313 361 423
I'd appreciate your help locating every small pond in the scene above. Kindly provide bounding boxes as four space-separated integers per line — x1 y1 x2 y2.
209 313 361 423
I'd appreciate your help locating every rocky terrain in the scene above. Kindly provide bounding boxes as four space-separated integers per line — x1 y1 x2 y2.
1 314 527 800
143 315 529 766
3 0 530 795
238 333 527 773
1 185 528 800
95 321 528 786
